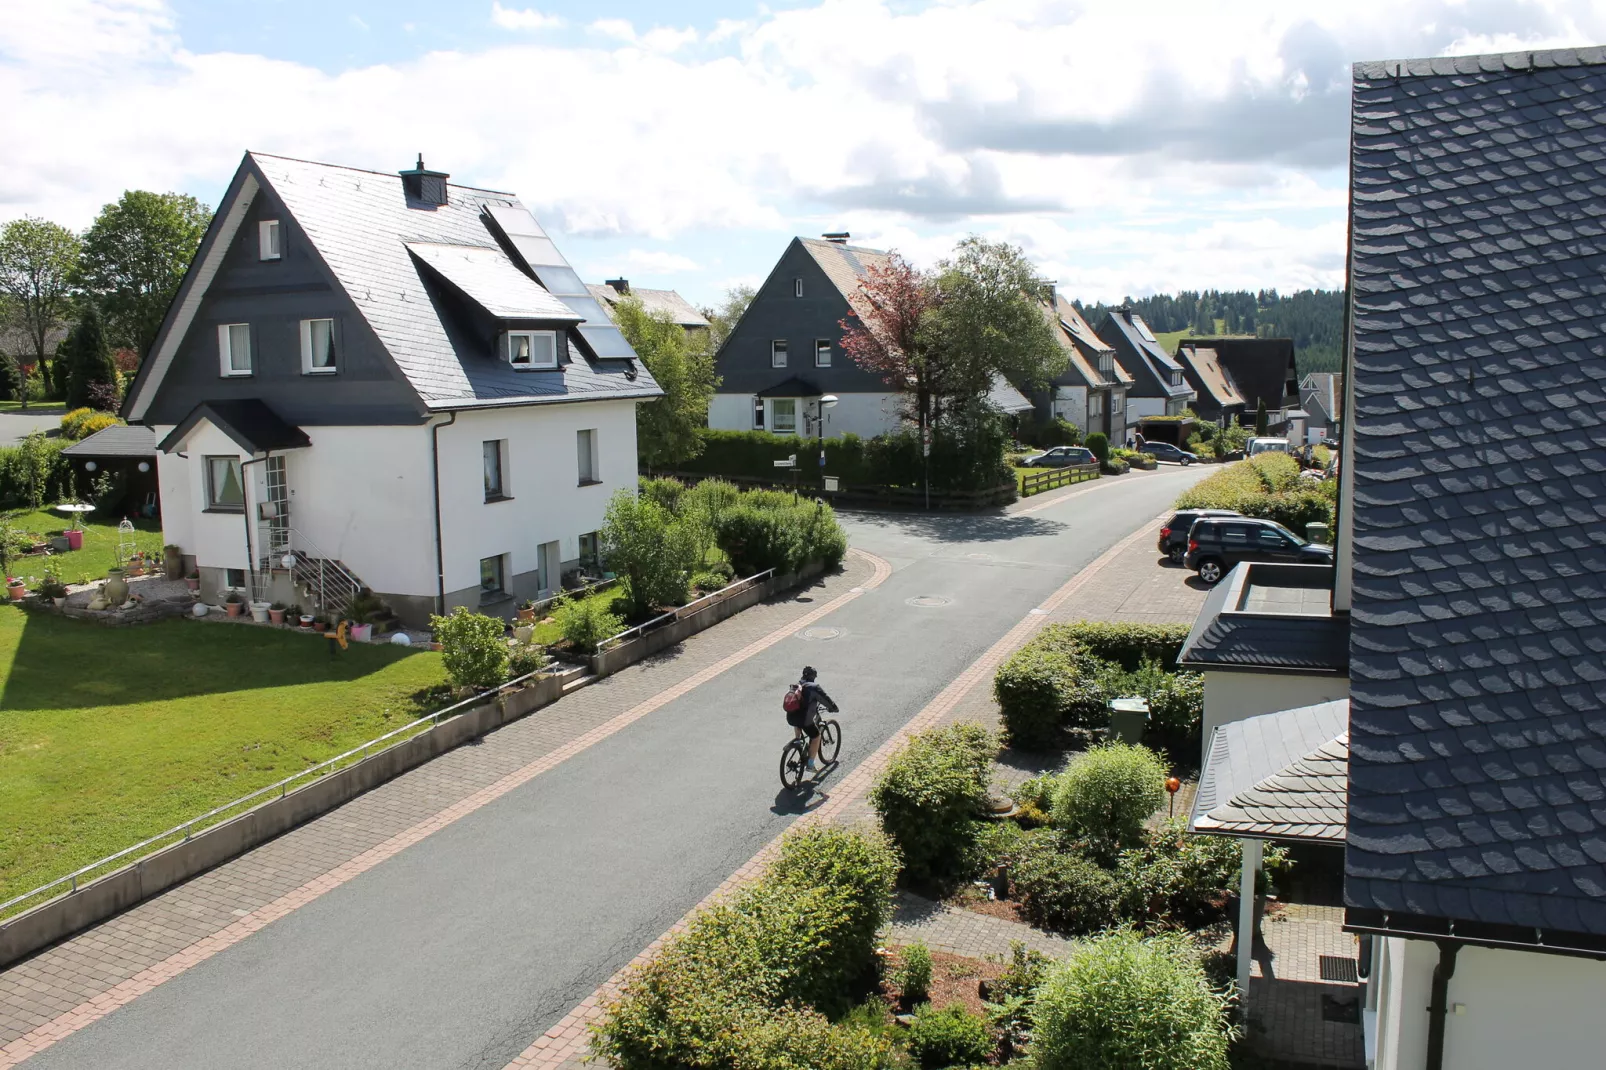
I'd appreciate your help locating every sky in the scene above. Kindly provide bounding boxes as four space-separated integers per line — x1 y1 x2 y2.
2 0 1603 308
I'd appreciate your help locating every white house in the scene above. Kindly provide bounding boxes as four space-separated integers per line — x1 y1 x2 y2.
122 152 660 625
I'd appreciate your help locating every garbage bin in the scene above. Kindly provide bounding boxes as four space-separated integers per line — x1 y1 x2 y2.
1107 697 1149 744
1305 521 1331 545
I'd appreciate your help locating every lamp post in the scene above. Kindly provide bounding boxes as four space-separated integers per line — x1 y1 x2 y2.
816 394 838 494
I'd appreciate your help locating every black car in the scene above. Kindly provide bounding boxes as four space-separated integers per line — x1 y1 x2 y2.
1022 446 1097 468
1157 509 1241 564
1183 517 1334 584
1141 441 1198 466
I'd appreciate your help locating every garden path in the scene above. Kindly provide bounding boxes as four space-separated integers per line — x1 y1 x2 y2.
885 891 1077 960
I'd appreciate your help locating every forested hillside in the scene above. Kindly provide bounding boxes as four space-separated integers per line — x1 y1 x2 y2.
1075 289 1345 373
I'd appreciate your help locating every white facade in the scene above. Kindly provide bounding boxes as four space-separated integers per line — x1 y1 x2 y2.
1368 937 1606 1070
1201 670 1352 740
708 391 903 440
1052 385 1089 431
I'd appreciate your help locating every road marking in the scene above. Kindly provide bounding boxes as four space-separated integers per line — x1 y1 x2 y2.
0 549 894 1070
506 517 1164 1069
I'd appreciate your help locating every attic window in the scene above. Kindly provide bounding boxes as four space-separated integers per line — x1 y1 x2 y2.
259 220 282 261
794 278 803 298
506 330 557 369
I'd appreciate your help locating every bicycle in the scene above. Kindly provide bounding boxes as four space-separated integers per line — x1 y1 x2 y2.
779 713 841 790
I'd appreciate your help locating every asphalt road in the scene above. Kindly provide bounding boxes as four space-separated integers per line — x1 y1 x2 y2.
27 464 1209 1070
0 409 63 445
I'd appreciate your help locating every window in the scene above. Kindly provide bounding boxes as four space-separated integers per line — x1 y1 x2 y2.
578 532 600 570
577 428 599 484
752 397 765 430
1088 393 1104 417
1258 528 1293 550
225 568 246 589
259 220 282 261
206 455 244 511
479 554 507 600
771 340 788 368
218 323 251 376
1220 524 1251 545
815 340 831 367
506 330 558 369
794 278 803 298
1171 371 1183 386
772 398 797 434
1112 391 1124 410
483 440 508 501
1099 353 1115 375
300 318 336 374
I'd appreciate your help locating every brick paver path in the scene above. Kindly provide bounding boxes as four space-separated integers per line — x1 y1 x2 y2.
1235 903 1366 1069
0 551 887 1067
886 892 1076 960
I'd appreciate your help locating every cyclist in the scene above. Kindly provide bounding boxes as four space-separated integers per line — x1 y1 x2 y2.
794 665 839 772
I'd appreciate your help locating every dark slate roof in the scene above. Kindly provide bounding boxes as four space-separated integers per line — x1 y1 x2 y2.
1345 46 1606 940
61 424 157 458
756 376 823 398
1192 700 1349 843
1176 344 1247 409
1180 563 1349 673
1177 337 1298 409
1096 308 1194 401
158 400 311 454
987 373 1033 414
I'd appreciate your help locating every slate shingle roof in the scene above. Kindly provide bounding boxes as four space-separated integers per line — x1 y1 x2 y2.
1177 344 1247 409
1044 296 1131 390
586 283 710 329
799 238 893 318
1097 308 1194 400
1180 563 1350 673
1192 700 1349 843
1345 46 1606 940
249 153 660 410
1179 337 1297 410
61 424 157 458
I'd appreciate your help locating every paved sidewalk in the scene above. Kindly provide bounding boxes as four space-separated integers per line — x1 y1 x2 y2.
0 554 878 1059
1235 903 1366 1069
886 891 1076 960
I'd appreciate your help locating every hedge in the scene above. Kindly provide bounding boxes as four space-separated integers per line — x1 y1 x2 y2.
1051 621 1191 672
0 435 72 510
676 426 1012 494
1174 453 1335 532
870 724 996 885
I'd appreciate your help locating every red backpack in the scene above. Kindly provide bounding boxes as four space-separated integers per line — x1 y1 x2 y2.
782 684 803 715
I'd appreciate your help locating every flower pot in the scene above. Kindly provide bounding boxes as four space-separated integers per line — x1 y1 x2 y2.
249 602 271 623
103 568 129 605
6 582 23 602
299 615 315 628
163 547 184 580
313 621 328 633
268 609 286 625
185 577 200 591
51 596 66 609
225 602 243 618
65 529 84 551
127 564 145 578
517 607 536 623
350 623 373 643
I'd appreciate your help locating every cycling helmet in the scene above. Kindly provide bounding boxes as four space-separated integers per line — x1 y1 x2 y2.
801 666 818 682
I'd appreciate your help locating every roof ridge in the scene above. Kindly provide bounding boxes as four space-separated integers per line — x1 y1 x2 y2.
248 151 518 197
1354 45 1606 80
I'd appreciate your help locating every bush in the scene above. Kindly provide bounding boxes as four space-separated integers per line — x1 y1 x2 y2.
1085 431 1109 462
983 941 1051 1058
428 607 509 690
894 940 933 1003
1140 666 1204 745
1050 743 1169 853
636 475 685 513
1031 928 1235 1070
993 631 1113 749
714 496 847 576
870 724 995 885
0 432 70 510
59 408 95 438
904 1003 994 1069
689 568 731 593
1011 832 1120 934
1117 818 1292 929
553 592 624 653
1174 453 1332 531
966 817 1030 877
1052 621 1191 672
507 644 547 680
601 488 699 619
1022 416 1082 449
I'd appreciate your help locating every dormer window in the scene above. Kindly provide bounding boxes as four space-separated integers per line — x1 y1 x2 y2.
506 330 557 369
259 220 282 261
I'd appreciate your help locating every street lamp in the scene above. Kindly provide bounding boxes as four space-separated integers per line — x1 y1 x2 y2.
816 395 838 493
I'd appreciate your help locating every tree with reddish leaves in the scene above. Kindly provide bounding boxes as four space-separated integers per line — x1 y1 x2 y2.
837 253 943 434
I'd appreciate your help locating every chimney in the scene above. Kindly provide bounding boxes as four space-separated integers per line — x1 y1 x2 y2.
822 232 850 244
399 154 450 207
606 278 631 295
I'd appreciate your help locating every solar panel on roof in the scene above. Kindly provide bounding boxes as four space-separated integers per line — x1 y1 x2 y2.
529 265 586 296
577 324 635 359
484 203 547 239
561 295 615 324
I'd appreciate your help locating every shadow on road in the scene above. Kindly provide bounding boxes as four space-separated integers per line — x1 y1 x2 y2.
769 760 843 815
836 509 1067 544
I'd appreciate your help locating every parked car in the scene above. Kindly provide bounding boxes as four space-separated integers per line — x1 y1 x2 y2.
1157 509 1241 564
1248 437 1290 456
1022 445 1097 468
1141 441 1198 466
1183 516 1334 584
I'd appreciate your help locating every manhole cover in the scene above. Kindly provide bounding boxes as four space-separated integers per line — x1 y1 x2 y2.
906 595 952 608
1318 955 1359 983
799 626 841 641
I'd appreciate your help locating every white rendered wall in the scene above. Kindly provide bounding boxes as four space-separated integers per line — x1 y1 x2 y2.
1053 385 1089 431
708 393 752 433
1127 396 1166 426
165 422 251 572
153 425 193 559
708 392 904 439
1201 670 1352 740
435 400 638 597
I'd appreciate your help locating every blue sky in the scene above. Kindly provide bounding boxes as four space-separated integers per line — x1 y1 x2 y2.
4 1 1603 308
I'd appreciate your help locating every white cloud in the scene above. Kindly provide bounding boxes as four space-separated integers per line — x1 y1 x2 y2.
6 0 1605 303
490 2 561 31
620 249 700 273
349 14 369 32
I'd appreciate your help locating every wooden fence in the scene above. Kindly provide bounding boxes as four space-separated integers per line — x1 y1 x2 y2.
1019 463 1100 498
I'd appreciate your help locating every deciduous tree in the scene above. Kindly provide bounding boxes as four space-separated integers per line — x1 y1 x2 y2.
702 285 755 353
928 237 1065 403
0 218 80 410
837 252 942 432
75 191 211 361
612 295 719 471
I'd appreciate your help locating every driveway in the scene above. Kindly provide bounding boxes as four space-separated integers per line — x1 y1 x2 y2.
13 466 1210 1070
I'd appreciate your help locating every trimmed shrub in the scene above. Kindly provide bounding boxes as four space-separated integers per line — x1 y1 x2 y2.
894 940 933 1003
553 593 624 654
429 607 509 690
74 412 120 439
993 629 1113 749
1031 928 1235 1070
1050 743 1169 853
601 489 699 619
904 1003 994 1069
1085 431 1109 463
1117 818 1292 929
1055 621 1191 672
1011 832 1120 934
715 502 803 576
1174 453 1332 530
870 724 995 885
59 407 95 438
1022 416 1083 449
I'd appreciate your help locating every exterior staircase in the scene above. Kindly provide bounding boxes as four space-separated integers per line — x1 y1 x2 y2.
285 551 365 619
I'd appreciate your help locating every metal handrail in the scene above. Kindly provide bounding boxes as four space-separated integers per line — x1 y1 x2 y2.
594 569 775 652
0 662 578 921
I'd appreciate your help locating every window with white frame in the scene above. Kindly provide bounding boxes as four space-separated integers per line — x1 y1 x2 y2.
480 554 508 600
578 531 600 569
218 323 251 376
483 440 508 501
206 455 244 511
225 568 246 589
752 398 765 430
259 220 282 261
815 340 831 367
793 278 803 298
1089 393 1104 417
577 428 599 484
771 340 788 368
506 330 558 369
771 398 797 434
1099 353 1115 375
300 318 336 374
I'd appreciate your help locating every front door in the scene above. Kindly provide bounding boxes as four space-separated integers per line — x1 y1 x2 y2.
538 541 561 596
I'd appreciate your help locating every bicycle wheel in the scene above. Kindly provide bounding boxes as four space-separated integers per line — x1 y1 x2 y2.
818 720 842 764
779 738 808 790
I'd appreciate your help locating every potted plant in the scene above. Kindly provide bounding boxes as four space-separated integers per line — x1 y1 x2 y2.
126 552 145 578
37 570 68 609
268 601 287 625
224 590 245 618
350 621 373 642
312 614 328 633
184 570 200 592
6 576 26 602
249 599 272 623
517 600 537 623
163 545 185 580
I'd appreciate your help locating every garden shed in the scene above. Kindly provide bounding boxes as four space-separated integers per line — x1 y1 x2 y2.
61 424 159 520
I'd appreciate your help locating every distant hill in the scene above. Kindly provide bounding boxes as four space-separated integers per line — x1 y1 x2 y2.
1074 289 1345 374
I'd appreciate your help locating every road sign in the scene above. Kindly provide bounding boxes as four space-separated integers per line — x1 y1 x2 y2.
774 454 797 468
824 476 839 492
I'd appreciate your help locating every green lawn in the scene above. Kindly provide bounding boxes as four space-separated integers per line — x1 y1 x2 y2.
0 400 65 413
528 585 630 644
0 606 444 908
4 510 163 586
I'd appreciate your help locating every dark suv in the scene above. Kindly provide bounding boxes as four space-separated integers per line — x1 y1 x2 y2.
1157 509 1241 564
1184 517 1334 584
1142 441 1198 466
